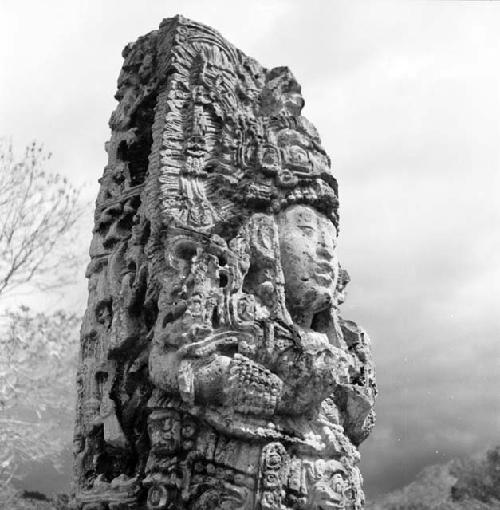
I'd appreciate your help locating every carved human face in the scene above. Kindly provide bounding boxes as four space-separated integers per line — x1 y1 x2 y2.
73 433 84 455
278 205 338 323
308 461 346 510
148 412 181 453
309 474 345 509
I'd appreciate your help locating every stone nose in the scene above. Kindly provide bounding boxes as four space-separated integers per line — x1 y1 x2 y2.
316 232 335 259
316 243 334 260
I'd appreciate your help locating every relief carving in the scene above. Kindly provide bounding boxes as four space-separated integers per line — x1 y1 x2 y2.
73 15 375 510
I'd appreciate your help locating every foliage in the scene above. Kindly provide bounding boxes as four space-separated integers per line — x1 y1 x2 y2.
0 139 85 500
366 447 500 510
450 446 500 504
0 307 80 490
0 140 82 296
0 484 56 509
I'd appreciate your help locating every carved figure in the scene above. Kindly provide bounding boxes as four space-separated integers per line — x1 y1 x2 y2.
73 15 376 510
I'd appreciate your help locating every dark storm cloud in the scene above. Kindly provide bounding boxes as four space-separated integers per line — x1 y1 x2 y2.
322 7 500 495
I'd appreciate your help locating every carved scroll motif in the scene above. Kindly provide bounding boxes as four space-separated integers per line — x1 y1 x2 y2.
73 15 376 510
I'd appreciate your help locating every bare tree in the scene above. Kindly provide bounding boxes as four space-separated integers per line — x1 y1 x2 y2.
0 140 83 296
0 140 85 500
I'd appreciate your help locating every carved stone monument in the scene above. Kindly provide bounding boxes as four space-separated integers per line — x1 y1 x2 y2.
72 15 376 510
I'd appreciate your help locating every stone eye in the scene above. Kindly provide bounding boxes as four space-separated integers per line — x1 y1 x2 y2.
299 225 315 237
263 151 278 164
290 147 307 163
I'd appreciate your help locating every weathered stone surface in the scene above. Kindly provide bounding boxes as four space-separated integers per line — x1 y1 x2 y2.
72 15 376 509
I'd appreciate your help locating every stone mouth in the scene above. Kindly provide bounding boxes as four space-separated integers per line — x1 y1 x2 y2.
316 260 336 276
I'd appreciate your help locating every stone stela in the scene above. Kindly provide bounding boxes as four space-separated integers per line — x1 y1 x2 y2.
72 15 376 510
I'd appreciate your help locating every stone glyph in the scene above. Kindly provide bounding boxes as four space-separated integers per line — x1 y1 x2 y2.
72 15 376 510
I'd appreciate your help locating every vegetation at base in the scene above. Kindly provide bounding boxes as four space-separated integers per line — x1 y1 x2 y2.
367 446 500 510
0 484 69 509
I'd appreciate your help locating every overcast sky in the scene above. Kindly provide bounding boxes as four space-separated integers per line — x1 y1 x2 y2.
1 0 499 498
